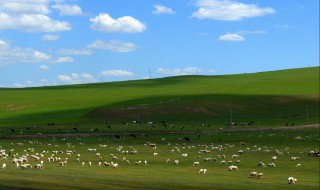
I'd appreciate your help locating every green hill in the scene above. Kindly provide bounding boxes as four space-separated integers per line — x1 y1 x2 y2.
0 67 319 134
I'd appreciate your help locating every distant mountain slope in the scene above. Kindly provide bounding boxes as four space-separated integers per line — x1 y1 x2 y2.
0 67 318 131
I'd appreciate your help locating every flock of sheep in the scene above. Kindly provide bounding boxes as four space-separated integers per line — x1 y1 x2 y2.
0 134 318 186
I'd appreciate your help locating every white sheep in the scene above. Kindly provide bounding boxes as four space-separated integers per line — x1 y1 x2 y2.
232 154 239 159
288 177 297 184
248 172 258 178
257 173 263 178
182 153 188 157
291 157 300 161
268 163 276 167
271 156 277 161
2 163 6 169
82 162 85 167
258 162 266 168
193 161 200 167
199 169 207 174
174 160 179 165
98 162 101 167
228 165 238 171
88 161 92 167
153 152 158 157
296 164 301 168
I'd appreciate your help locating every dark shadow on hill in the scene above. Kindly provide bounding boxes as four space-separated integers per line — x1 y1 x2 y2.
1 93 318 129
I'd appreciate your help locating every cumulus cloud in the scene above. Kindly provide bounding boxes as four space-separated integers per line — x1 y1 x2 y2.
42 34 60 41
57 72 95 84
157 67 202 76
0 0 71 32
0 0 50 14
0 39 52 65
192 0 275 21
58 48 93 55
51 4 82 16
90 13 146 33
153 5 175 15
86 40 139 52
40 65 50 70
56 56 74 63
219 33 245 41
100 70 134 77
0 13 71 32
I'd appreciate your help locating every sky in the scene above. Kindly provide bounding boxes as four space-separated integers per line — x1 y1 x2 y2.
0 0 319 87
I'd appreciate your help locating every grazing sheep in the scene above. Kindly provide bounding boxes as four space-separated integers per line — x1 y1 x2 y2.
288 177 297 184
199 169 207 174
248 172 258 178
193 161 200 167
144 160 148 165
88 161 92 167
166 159 170 164
174 160 179 165
82 162 85 167
2 163 6 169
232 154 239 159
182 153 188 157
258 162 266 168
257 173 264 178
268 163 276 167
296 164 301 168
291 157 300 161
220 160 226 165
228 165 238 171
153 152 158 157
271 156 277 161
98 162 102 167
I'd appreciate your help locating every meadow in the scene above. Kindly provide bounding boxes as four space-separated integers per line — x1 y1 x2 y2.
0 67 319 135
0 67 319 189
0 128 319 190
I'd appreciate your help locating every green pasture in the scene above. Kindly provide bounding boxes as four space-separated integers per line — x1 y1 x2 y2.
0 67 319 135
0 129 319 189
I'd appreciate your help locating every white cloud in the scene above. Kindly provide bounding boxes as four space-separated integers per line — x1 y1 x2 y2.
80 73 94 79
157 67 202 76
42 34 60 41
86 40 139 52
34 51 51 59
219 33 245 41
56 56 74 63
90 13 146 33
100 70 134 77
153 5 175 15
0 39 52 65
0 13 71 32
0 0 50 14
0 1 71 32
57 74 73 82
40 65 50 70
51 4 82 16
58 48 93 55
192 0 275 21
57 72 96 84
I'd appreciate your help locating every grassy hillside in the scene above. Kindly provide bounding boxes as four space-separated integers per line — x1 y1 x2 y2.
0 67 319 134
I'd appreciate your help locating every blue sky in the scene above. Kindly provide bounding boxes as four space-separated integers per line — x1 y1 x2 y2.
0 0 319 87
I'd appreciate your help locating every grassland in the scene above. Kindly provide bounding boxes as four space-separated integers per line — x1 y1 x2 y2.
0 67 319 189
0 129 319 190
0 67 319 135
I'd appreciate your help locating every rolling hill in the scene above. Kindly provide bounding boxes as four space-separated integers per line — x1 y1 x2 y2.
0 67 319 134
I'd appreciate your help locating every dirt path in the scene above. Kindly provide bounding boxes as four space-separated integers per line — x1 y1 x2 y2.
0 124 318 139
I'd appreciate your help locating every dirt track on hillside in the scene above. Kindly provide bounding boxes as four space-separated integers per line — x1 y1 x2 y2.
0 124 318 139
